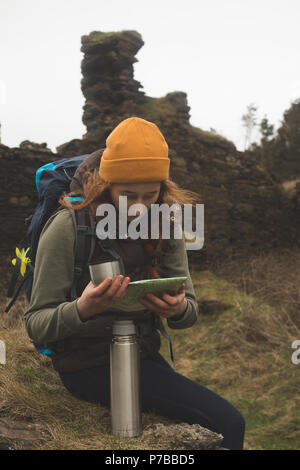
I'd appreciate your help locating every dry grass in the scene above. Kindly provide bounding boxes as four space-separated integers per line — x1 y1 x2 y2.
0 291 178 450
186 248 300 449
1 248 300 449
281 178 300 198
213 247 300 322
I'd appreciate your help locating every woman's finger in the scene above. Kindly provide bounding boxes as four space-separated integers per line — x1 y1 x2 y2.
138 296 162 314
91 277 112 295
139 292 184 313
104 275 125 296
143 292 171 310
162 291 185 305
112 276 131 299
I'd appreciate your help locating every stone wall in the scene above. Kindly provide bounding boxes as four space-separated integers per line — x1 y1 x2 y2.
0 30 298 268
0 142 62 255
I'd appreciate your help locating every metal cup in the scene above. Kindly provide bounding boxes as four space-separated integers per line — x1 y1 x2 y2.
89 259 123 286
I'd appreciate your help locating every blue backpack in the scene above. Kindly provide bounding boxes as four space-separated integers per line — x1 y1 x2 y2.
4 152 122 355
5 153 175 362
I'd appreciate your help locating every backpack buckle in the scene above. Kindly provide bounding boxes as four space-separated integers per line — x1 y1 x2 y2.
74 266 84 277
77 225 95 236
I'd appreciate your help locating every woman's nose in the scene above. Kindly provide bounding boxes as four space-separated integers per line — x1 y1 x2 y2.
128 201 147 217
130 199 144 207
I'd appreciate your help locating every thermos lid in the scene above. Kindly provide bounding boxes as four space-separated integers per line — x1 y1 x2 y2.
113 320 137 336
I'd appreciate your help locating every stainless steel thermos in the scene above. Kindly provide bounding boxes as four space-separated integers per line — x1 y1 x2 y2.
110 320 142 437
89 259 142 438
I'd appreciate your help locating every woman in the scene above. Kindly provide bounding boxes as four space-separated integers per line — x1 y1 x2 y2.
24 117 245 449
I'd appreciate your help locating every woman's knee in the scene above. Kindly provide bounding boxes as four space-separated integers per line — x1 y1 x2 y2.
221 407 245 450
231 408 246 436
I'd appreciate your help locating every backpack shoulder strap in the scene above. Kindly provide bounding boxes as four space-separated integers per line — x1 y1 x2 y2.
69 207 96 301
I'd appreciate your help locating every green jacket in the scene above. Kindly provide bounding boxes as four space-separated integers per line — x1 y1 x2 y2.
24 208 199 370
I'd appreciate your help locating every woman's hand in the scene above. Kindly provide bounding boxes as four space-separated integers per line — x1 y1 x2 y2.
76 275 131 322
138 283 188 319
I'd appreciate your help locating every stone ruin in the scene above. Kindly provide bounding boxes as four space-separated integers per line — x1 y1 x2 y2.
0 30 299 268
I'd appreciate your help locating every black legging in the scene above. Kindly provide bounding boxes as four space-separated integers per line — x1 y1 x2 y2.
59 353 245 450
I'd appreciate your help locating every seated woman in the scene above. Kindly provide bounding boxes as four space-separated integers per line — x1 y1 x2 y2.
24 117 245 450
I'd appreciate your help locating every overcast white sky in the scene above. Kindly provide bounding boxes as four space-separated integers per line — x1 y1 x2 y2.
0 0 299 152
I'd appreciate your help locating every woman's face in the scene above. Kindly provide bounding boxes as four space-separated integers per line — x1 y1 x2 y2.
109 181 161 220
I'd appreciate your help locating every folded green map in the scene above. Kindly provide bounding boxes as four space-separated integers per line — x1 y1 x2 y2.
111 276 187 312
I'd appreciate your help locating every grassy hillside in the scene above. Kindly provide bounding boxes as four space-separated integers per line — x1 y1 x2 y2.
0 249 299 450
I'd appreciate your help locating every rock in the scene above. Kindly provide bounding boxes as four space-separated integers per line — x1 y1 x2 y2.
8 195 31 208
142 422 224 450
19 140 52 152
198 300 233 315
0 417 43 450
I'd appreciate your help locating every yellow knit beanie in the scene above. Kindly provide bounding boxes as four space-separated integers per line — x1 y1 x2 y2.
99 117 170 183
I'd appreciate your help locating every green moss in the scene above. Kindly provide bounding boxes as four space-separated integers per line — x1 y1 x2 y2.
88 31 121 43
137 97 178 120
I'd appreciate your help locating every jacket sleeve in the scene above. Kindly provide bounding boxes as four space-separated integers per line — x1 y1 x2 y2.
161 236 199 330
24 209 86 344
